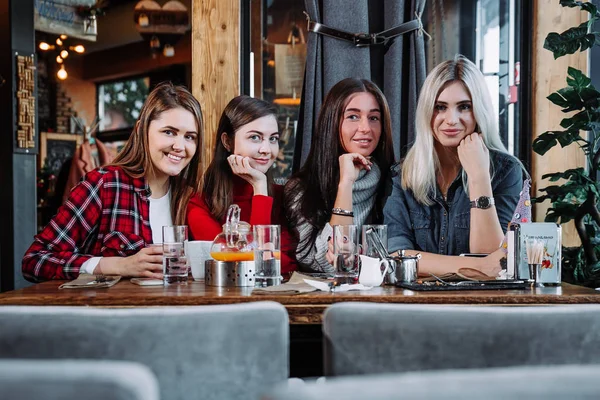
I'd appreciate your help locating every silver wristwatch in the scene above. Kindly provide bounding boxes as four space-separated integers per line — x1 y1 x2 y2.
470 196 495 209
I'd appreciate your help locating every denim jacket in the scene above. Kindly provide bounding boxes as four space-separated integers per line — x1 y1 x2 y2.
384 150 523 255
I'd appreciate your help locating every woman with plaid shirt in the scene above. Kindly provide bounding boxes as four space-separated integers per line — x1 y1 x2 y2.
23 82 204 282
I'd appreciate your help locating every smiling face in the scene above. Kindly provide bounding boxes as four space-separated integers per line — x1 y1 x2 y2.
431 81 477 148
229 115 279 173
147 107 198 183
339 92 382 157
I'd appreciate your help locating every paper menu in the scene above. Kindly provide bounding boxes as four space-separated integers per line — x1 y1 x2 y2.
508 223 562 285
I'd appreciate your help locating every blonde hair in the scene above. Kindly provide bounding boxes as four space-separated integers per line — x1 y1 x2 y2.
402 54 513 205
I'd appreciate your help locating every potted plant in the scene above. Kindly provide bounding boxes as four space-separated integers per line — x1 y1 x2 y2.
533 0 600 285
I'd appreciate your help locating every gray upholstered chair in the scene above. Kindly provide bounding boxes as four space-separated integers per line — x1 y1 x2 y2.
323 303 600 376
265 364 600 400
0 302 289 400
0 359 158 400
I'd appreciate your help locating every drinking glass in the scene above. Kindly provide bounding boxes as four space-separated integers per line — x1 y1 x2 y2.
361 224 388 258
162 225 189 284
253 225 281 287
333 224 359 284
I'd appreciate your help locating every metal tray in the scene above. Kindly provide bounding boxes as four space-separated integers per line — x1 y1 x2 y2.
396 280 532 291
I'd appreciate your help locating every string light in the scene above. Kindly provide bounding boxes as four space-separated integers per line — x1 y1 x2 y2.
38 35 86 81
57 65 68 80
39 42 53 51
71 45 85 53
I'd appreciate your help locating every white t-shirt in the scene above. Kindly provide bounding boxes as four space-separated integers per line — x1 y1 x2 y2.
80 190 172 275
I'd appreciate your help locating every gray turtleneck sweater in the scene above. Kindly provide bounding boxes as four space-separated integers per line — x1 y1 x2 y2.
292 163 382 273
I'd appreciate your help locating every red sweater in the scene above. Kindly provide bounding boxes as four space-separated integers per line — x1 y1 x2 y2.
186 179 297 274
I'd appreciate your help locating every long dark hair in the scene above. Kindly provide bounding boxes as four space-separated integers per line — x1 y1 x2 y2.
111 81 203 225
202 95 278 221
285 78 396 256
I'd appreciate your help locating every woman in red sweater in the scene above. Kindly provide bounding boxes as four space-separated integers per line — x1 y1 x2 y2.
186 95 297 275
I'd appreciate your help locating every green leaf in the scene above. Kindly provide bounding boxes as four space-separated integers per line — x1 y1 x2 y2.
544 24 596 58
560 1 599 20
533 131 587 155
544 210 561 223
541 167 589 182
532 132 559 155
547 92 572 108
566 67 592 88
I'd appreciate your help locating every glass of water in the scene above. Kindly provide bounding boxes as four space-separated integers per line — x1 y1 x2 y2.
253 225 281 287
333 224 359 284
162 225 188 285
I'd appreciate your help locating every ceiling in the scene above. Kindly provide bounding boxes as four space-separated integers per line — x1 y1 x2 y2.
65 0 192 54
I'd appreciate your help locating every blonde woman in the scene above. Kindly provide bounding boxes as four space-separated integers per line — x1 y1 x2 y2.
384 55 523 277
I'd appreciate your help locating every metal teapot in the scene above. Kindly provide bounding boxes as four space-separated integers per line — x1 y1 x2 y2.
364 228 421 284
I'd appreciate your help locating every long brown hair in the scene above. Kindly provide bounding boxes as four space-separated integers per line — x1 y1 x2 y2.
111 81 204 225
285 78 396 255
202 95 278 221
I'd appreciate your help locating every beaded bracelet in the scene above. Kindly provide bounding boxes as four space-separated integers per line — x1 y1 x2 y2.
332 207 354 217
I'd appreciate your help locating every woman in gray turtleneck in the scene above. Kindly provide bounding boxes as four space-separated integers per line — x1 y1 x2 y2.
284 78 396 273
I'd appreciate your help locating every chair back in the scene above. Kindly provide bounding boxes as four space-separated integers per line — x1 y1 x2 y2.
323 303 600 375
267 364 600 400
0 359 158 400
0 302 289 400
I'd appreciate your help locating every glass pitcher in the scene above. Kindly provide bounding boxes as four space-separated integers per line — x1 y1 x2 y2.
210 204 255 262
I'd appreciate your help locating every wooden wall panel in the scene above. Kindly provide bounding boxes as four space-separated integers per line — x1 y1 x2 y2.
192 0 240 173
532 0 589 246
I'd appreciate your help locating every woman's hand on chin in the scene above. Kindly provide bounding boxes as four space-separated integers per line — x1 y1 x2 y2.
457 133 490 183
227 154 268 195
338 153 373 185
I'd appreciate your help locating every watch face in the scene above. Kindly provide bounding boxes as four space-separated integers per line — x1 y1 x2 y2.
477 197 491 209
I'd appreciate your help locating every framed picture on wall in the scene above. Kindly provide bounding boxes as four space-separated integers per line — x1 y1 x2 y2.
39 132 83 175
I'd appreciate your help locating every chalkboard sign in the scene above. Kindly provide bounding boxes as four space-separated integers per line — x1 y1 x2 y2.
39 132 82 175
37 56 54 133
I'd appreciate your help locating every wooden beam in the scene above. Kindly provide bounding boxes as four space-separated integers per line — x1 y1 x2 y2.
192 0 240 173
532 1 589 247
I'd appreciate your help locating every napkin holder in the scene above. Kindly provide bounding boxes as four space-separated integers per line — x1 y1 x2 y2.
507 222 561 285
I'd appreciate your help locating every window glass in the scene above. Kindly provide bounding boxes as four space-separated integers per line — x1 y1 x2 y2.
247 0 307 183
97 76 150 132
424 0 525 160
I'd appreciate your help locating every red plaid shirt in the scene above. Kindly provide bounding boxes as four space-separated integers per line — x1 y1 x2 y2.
22 166 153 282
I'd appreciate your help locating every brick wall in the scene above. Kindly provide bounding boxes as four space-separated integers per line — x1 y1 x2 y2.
56 77 96 133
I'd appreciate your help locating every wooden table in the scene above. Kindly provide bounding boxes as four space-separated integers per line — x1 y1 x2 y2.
1 280 599 324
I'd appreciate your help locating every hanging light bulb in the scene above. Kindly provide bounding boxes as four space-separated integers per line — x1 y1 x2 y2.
60 34 67 40
70 45 85 54
56 56 63 64
56 37 63 46
60 50 69 59
150 35 160 49
57 65 68 80
39 42 53 51
163 44 175 57
138 13 149 27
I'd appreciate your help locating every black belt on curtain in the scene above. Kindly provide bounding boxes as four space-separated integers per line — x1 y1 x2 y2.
305 11 423 48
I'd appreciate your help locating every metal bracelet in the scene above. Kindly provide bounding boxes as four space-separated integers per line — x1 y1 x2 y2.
332 207 354 217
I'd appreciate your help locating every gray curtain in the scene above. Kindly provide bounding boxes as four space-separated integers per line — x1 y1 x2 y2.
296 0 427 167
